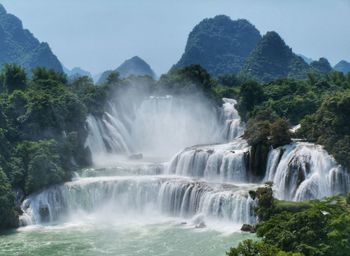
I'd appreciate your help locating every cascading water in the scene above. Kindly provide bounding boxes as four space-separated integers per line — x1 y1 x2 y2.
264 142 350 201
20 176 256 226
20 96 257 231
167 139 249 182
85 94 227 166
221 98 244 141
20 94 350 234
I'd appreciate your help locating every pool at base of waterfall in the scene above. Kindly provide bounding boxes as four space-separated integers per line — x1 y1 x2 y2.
0 220 254 256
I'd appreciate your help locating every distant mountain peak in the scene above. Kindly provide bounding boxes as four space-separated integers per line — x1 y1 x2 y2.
310 57 333 73
298 54 314 64
116 56 156 78
334 60 350 74
240 31 310 82
0 4 7 15
0 4 62 73
128 56 144 62
97 56 156 84
63 66 91 79
173 15 261 76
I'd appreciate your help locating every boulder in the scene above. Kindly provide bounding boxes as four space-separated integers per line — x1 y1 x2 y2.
241 224 256 233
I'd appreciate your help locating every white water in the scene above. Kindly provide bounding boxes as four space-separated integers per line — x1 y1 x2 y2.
221 98 244 141
20 176 256 227
265 142 350 201
167 139 249 183
20 95 350 237
21 97 258 232
85 95 226 165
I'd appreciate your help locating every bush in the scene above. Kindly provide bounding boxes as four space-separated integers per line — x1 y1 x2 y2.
299 90 350 169
230 194 350 256
270 118 291 148
227 240 303 256
15 140 66 195
255 183 276 221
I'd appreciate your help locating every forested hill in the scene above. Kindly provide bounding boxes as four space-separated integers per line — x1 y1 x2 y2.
334 60 350 74
174 15 338 82
0 4 63 73
240 31 312 82
98 56 156 84
173 15 261 77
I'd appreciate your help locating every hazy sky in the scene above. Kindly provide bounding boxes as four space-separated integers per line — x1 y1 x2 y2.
1 0 349 76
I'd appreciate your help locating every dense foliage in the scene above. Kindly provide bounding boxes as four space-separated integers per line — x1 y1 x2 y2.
0 65 97 229
236 71 350 170
158 64 220 102
0 168 18 229
229 185 350 256
299 89 350 169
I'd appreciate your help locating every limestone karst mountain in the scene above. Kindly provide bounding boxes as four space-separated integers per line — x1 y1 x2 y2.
0 4 63 73
173 15 261 77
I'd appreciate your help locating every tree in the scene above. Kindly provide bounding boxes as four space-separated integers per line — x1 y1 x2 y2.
0 168 18 229
106 71 120 84
70 76 94 96
1 64 27 92
32 67 67 84
270 118 291 148
16 140 66 195
238 81 265 120
244 119 270 146
255 183 276 221
218 73 240 87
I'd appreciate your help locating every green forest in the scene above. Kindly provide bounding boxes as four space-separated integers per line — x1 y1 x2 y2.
0 63 350 256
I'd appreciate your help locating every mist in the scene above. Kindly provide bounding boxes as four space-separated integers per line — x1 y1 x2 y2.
85 81 226 166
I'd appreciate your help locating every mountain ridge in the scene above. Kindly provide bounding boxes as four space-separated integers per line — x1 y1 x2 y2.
0 4 63 73
173 15 261 77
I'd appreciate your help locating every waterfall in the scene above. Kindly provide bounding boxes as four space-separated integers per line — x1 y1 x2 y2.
20 176 256 226
84 95 228 165
21 96 258 229
167 139 249 182
221 98 244 141
264 142 350 201
130 95 222 157
20 94 350 231
85 111 132 163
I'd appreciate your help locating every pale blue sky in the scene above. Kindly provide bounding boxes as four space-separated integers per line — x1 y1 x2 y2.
1 0 349 76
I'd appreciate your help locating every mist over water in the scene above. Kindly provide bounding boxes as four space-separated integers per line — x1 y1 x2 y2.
12 83 349 256
85 85 225 166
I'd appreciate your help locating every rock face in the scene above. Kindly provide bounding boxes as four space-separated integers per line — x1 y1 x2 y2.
334 60 350 74
240 31 311 82
0 4 63 73
310 58 333 73
173 15 261 77
98 56 156 84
